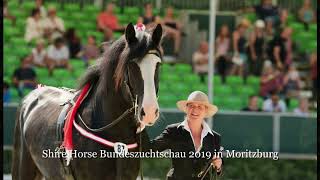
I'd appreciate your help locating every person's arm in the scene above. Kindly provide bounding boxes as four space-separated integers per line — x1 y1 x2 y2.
140 126 173 152
97 14 106 30
273 46 283 69
212 135 223 176
249 32 257 61
232 31 239 55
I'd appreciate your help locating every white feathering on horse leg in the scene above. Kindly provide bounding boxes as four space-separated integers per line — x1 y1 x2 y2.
66 150 73 166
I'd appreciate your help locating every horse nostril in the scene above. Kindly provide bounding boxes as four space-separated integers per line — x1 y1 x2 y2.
155 108 159 116
140 108 145 117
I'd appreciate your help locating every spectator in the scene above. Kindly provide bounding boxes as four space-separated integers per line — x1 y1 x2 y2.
310 52 317 100
46 37 72 75
35 0 47 18
80 35 100 66
215 24 231 84
24 8 45 43
283 65 302 104
253 0 279 25
3 81 11 103
3 0 16 26
192 41 209 83
231 19 250 80
137 2 162 29
259 64 283 98
278 9 289 32
42 6 65 42
64 28 82 59
267 27 292 70
242 95 262 111
298 0 316 30
97 2 124 41
162 6 183 56
293 97 310 117
30 39 48 68
263 91 287 112
12 56 37 97
265 18 275 44
248 20 266 76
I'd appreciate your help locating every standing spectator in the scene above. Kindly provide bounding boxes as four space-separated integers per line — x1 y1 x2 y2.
265 18 275 44
242 95 262 111
278 9 289 32
259 64 283 98
3 81 11 104
310 52 317 100
46 37 72 75
162 6 183 56
30 39 48 68
267 27 292 70
64 28 82 59
192 41 209 83
12 56 37 97
24 8 45 43
80 35 100 67
231 19 250 81
3 0 16 25
283 65 302 105
35 0 47 18
215 24 231 84
298 0 316 30
253 0 280 25
293 97 310 117
97 2 124 41
263 91 287 112
42 6 65 42
248 20 266 76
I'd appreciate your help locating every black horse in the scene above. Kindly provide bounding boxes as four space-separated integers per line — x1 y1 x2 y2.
12 23 163 180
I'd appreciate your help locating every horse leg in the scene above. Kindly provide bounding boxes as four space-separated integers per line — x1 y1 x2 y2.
12 108 42 180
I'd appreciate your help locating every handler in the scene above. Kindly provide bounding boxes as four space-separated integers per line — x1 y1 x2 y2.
141 91 223 179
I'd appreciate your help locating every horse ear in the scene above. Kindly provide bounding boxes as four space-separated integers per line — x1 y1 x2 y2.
125 23 137 45
152 24 162 46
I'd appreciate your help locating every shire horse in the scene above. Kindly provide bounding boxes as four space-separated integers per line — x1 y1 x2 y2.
12 23 163 180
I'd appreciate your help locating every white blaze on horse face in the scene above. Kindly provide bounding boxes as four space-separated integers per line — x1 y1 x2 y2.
137 53 161 125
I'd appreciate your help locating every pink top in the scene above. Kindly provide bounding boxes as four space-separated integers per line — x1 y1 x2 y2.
216 37 230 57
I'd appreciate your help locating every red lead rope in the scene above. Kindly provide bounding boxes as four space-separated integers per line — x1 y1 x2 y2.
63 82 91 151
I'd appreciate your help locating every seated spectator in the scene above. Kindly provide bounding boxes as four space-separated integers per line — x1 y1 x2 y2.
3 0 16 26
230 19 250 80
259 64 283 98
293 97 310 117
42 6 65 42
3 81 11 104
310 52 317 100
35 0 47 18
215 24 231 84
30 39 48 68
137 2 162 29
12 56 37 97
253 0 280 25
267 27 292 70
97 2 124 41
248 20 266 76
46 37 72 75
162 6 183 55
80 35 100 66
283 65 302 101
24 8 45 43
298 0 316 30
242 95 262 111
64 28 82 59
192 41 209 83
263 91 287 112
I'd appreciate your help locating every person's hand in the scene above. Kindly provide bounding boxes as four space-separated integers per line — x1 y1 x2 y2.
212 157 222 172
276 61 283 70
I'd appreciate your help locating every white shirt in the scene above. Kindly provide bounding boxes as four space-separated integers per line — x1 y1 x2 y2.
263 99 287 112
177 118 214 152
42 16 65 32
47 45 69 62
24 17 46 42
32 48 47 65
192 51 208 74
293 108 309 117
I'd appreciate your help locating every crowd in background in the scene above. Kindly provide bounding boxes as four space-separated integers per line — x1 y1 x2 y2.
3 0 317 116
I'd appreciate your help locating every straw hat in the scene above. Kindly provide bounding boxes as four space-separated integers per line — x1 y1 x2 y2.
176 91 218 118
255 20 265 28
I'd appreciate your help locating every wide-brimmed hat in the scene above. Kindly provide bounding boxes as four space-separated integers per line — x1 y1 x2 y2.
176 91 218 118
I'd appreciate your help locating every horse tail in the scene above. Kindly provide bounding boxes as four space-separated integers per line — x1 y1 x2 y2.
11 105 41 180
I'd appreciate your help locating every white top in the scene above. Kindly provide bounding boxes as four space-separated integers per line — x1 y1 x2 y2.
263 99 287 112
47 45 69 61
42 16 65 32
177 118 213 152
32 48 47 65
24 17 45 42
293 108 309 117
192 51 209 74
